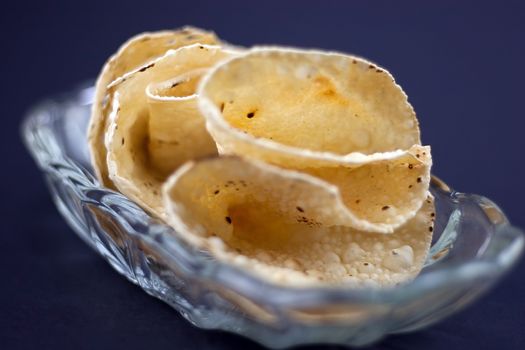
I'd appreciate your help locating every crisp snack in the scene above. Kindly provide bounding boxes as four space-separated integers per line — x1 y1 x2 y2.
106 44 237 218
88 30 436 288
198 47 431 233
88 26 220 188
163 156 434 287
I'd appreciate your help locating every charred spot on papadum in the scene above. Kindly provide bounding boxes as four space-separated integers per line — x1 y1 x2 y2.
138 62 155 72
246 109 257 118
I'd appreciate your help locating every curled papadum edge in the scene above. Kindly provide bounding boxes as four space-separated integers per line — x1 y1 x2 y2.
88 26 220 188
198 47 432 233
106 44 239 218
163 156 435 287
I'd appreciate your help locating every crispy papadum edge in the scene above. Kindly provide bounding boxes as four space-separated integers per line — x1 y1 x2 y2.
88 26 220 188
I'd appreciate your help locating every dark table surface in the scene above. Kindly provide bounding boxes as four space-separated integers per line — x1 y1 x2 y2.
2 1 525 349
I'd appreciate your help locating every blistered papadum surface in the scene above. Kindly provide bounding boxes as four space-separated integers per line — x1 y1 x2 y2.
163 156 434 287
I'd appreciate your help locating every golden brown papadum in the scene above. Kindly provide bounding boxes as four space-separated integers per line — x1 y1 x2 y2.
106 44 237 218
163 156 435 287
198 47 431 233
88 26 220 188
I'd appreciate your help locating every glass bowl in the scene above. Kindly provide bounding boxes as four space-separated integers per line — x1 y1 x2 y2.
22 84 524 348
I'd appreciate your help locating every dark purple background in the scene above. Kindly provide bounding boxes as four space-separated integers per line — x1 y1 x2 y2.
2 1 524 349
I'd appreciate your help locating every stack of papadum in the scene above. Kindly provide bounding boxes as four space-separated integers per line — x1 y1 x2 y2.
88 27 434 288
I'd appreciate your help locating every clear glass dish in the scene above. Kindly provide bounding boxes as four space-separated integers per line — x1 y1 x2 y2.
22 83 524 348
